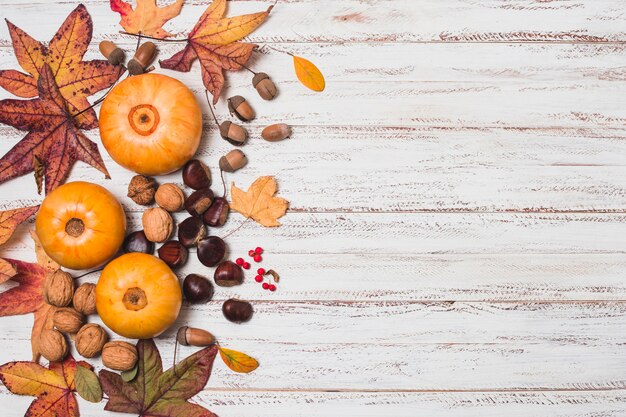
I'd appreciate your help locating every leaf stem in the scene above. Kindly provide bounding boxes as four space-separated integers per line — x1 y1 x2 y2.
241 64 256 75
119 31 188 43
204 90 220 125
220 217 250 240
264 44 293 57
73 267 103 280
220 169 227 198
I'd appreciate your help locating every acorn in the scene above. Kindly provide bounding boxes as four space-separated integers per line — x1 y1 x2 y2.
219 149 247 173
128 42 157 75
228 96 255 122
177 326 216 346
203 197 229 227
262 123 291 142
252 72 277 100
219 121 248 146
99 40 125 66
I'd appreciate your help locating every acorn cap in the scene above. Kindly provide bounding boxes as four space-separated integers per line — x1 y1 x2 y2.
176 326 190 345
219 149 247 172
108 48 125 66
228 95 246 111
252 72 270 87
219 121 231 139
127 59 144 76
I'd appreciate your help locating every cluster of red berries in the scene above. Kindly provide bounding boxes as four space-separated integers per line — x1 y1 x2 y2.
235 247 277 292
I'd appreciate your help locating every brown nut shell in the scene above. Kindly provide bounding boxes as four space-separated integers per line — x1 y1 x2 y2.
128 42 156 75
157 240 189 269
219 121 247 146
177 326 216 346
53 307 85 333
75 323 108 358
178 216 206 247
182 159 212 190
102 341 138 371
222 298 253 323
202 197 229 227
98 40 125 65
142 207 173 242
252 72 277 100
185 188 214 217
155 183 185 212
219 150 247 173
228 96 255 121
262 123 292 142
39 329 68 362
43 270 74 307
73 283 97 315
214 261 244 287
127 175 157 205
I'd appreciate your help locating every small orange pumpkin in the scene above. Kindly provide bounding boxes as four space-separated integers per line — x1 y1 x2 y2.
96 253 182 339
35 181 126 270
99 73 203 175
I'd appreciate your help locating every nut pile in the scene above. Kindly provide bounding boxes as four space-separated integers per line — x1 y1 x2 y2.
40 272 137 371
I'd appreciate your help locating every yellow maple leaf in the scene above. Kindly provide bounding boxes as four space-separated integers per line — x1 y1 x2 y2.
218 346 259 373
111 0 184 39
230 176 288 227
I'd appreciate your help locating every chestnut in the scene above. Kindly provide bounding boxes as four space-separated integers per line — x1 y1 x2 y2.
157 240 188 268
178 217 206 247
185 188 214 217
182 159 212 190
123 230 154 254
214 261 244 287
202 197 229 227
222 298 253 323
197 236 225 267
183 274 214 303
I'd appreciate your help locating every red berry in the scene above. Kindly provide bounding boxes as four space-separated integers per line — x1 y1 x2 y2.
262 282 269 290
253 254 262 262
255 247 264 254
255 275 263 283
257 268 265 275
242 262 250 270
235 257 244 266
269 284 276 292
248 249 256 257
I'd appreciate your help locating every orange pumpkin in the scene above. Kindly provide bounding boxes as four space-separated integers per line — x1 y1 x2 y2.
99 73 203 175
36 181 126 270
96 253 182 339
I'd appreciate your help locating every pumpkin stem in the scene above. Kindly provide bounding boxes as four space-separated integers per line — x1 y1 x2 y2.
65 218 85 237
122 287 148 311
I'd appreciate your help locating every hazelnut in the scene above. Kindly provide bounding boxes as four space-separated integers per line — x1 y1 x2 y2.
155 183 185 212
142 207 173 242
53 307 85 333
127 175 157 205
75 323 108 358
123 230 155 254
39 329 69 362
185 188 214 217
43 270 74 307
182 159 212 190
73 283 97 315
102 341 138 371
178 217 206 247
157 240 188 269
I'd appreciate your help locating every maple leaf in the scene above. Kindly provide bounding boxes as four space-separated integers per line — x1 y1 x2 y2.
231 176 289 227
0 205 39 246
0 354 92 417
0 64 110 194
160 0 271 103
0 231 60 361
100 339 218 417
0 4 124 128
110 0 184 39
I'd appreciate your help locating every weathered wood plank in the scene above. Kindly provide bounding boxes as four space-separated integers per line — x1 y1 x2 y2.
1 0 626 43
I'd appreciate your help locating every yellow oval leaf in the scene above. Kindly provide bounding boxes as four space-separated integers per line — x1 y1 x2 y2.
293 56 325 92
218 346 259 373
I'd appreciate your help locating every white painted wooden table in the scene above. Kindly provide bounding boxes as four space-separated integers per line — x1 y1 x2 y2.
1 0 625 415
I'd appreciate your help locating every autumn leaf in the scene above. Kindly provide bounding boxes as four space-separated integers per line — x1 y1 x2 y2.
31 230 60 271
0 4 124 128
110 0 184 39
0 205 39 246
75 365 102 403
0 354 92 417
231 176 289 227
0 64 110 194
100 339 218 417
0 259 17 284
160 0 272 103
293 55 325 92
218 346 259 373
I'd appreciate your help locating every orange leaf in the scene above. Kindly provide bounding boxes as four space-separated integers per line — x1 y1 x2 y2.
111 0 184 39
0 205 38 246
218 346 259 373
30 230 59 272
230 176 289 227
1 5 123 128
0 259 17 284
293 55 325 92
160 0 271 103
0 355 89 417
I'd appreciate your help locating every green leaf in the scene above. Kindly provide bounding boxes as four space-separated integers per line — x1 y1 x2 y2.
75 365 102 403
121 364 138 382
99 339 218 417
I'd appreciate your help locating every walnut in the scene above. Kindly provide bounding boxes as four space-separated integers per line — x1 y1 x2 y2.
142 207 174 242
75 323 108 358
128 175 157 205
102 341 138 371
43 270 74 307
39 329 68 362
53 307 85 333
73 283 96 315
155 183 185 212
